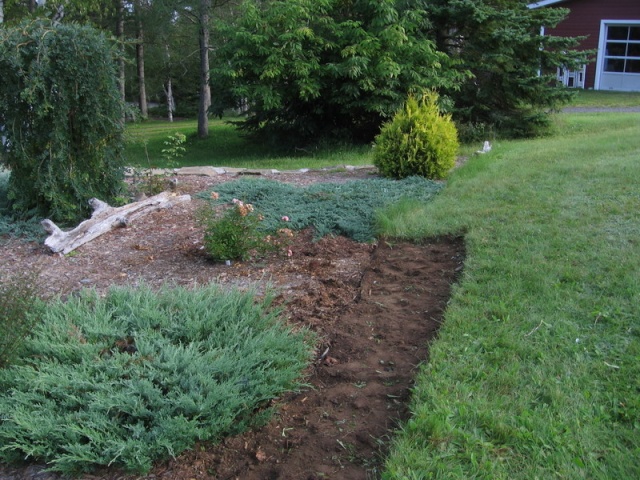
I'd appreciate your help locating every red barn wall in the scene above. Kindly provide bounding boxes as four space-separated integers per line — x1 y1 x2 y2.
544 0 640 89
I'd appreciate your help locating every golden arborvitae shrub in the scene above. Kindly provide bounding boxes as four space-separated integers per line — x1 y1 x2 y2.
374 92 459 180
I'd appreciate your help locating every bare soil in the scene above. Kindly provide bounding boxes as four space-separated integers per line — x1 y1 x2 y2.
0 169 464 480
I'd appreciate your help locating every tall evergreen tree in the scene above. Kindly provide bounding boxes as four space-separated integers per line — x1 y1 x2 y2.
415 0 589 137
166 0 238 137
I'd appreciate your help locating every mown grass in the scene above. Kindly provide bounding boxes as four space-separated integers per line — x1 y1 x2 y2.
124 90 640 170
569 89 640 108
124 118 373 169
378 112 640 478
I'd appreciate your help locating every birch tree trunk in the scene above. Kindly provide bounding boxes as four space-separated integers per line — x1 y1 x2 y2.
0 0 4 24
165 44 175 123
166 78 174 122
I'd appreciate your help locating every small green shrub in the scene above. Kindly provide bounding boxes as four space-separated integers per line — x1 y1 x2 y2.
373 92 459 180
128 132 186 199
0 283 312 474
129 169 173 197
161 132 187 168
0 272 43 368
199 198 282 262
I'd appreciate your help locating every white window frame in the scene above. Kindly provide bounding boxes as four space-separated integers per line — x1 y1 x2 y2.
595 19 640 90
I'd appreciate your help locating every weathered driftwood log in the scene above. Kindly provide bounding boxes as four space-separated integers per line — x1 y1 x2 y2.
41 191 191 254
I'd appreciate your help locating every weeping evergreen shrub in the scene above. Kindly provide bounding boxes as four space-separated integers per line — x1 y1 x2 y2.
0 171 43 239
0 20 125 224
373 92 459 180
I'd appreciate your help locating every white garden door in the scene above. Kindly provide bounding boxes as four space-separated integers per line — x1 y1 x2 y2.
557 65 586 88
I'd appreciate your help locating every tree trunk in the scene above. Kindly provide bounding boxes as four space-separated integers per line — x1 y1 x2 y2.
197 0 212 138
115 0 126 122
165 44 175 123
166 78 174 122
136 16 148 120
0 0 4 24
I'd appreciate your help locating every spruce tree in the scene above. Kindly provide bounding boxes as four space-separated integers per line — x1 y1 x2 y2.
415 0 589 138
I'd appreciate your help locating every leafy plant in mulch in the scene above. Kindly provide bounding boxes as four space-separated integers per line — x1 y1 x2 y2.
0 284 313 475
198 176 443 243
199 198 267 261
198 197 294 262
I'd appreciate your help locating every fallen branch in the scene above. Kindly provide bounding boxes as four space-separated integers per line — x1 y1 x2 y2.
42 191 191 254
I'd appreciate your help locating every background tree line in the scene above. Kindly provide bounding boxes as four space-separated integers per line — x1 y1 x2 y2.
0 0 587 222
1 0 238 137
1 0 587 142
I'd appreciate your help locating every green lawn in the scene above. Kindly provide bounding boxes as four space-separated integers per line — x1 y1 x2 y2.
124 89 640 171
124 118 373 170
569 89 640 108
378 112 640 478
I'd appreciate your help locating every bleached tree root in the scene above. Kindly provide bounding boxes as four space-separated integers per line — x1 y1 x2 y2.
42 191 191 254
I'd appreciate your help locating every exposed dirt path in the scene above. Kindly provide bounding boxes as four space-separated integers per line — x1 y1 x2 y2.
0 171 464 480
126 238 464 480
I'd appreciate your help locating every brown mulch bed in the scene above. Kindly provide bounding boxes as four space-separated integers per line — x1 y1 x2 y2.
0 169 464 480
